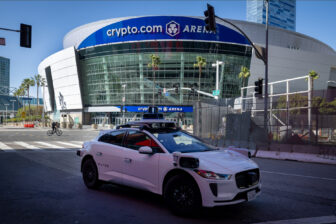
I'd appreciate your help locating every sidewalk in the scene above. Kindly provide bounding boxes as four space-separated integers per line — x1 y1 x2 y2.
253 150 336 165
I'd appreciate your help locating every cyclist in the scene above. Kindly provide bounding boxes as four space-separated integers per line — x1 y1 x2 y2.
51 121 57 133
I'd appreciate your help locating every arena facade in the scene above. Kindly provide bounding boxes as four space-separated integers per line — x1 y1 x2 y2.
38 16 336 125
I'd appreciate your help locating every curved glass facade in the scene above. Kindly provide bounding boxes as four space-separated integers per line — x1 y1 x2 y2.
78 41 252 107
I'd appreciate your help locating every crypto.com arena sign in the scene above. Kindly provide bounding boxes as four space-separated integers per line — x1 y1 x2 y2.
78 16 249 49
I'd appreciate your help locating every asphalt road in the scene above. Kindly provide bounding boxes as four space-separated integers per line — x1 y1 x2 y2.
0 128 336 224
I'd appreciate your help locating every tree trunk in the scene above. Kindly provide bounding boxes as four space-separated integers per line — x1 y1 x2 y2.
198 67 201 101
28 87 31 120
37 84 39 118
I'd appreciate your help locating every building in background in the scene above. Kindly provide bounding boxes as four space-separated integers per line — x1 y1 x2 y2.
38 16 336 126
247 0 296 31
0 56 10 95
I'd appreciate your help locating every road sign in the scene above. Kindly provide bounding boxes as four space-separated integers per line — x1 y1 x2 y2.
21 111 26 118
212 90 220 96
165 92 170 96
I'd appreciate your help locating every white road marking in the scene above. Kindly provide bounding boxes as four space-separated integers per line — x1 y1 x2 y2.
71 141 83 145
15 141 41 151
55 141 81 148
34 141 71 150
0 142 13 151
252 215 336 224
261 170 336 181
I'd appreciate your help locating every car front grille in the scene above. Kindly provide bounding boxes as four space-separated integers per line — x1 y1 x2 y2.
235 169 260 189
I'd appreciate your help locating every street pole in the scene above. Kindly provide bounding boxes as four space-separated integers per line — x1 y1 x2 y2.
122 84 126 124
212 61 223 100
264 0 269 135
4 104 9 126
213 7 269 135
42 85 45 123
10 100 16 119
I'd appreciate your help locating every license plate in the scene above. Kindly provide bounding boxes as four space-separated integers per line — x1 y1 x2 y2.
247 190 256 201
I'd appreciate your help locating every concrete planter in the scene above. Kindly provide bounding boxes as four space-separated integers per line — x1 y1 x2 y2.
92 124 98 129
61 122 66 128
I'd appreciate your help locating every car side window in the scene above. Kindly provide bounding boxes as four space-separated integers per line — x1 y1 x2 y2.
125 130 162 152
98 130 126 146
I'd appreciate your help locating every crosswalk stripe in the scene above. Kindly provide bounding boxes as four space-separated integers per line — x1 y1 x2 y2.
34 141 71 150
0 142 13 151
15 141 41 151
55 141 81 148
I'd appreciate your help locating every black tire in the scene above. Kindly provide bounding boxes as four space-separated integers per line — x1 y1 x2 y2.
47 130 53 136
164 174 202 216
82 159 101 189
56 129 63 136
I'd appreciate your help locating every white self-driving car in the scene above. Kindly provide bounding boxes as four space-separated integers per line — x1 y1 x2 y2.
77 119 261 214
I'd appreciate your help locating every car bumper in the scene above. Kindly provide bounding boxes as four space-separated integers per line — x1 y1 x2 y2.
190 171 262 207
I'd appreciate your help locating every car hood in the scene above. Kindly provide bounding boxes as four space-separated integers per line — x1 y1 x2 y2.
183 150 258 174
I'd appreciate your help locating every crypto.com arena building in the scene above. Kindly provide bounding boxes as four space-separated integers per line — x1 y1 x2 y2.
38 16 336 125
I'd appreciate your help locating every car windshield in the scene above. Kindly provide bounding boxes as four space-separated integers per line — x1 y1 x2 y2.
151 130 217 153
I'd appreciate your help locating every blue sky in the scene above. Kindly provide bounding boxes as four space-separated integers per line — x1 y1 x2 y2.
1 0 335 96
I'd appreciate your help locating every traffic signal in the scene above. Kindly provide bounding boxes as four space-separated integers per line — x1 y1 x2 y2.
254 78 263 96
204 4 216 32
20 24 32 48
174 84 179 94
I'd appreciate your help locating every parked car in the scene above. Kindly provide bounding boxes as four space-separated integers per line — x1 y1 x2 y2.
77 119 261 215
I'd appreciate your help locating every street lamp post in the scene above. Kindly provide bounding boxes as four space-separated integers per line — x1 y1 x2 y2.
122 84 126 124
42 85 47 124
212 60 223 100
4 104 9 126
10 99 16 119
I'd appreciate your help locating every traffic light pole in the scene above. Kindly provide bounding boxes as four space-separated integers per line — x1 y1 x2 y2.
0 27 20 32
213 0 269 134
264 0 269 135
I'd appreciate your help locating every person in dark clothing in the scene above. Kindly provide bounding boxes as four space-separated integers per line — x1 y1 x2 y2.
52 121 57 133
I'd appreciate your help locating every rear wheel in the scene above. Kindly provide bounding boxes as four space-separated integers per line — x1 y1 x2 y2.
82 158 101 189
164 174 201 216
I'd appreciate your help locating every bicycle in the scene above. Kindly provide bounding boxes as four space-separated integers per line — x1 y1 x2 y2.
47 128 63 136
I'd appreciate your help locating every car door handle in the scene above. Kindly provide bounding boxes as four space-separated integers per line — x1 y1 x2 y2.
96 152 103 156
124 158 132 163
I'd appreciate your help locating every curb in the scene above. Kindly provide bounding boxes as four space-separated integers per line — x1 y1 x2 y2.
255 150 336 165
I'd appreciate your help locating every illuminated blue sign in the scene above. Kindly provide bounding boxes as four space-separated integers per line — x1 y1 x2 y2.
78 16 249 49
118 106 193 113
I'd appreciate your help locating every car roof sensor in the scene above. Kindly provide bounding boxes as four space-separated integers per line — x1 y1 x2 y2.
143 106 164 119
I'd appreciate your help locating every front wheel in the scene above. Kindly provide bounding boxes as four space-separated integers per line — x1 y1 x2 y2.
82 159 101 189
47 130 53 136
164 174 201 216
56 129 63 136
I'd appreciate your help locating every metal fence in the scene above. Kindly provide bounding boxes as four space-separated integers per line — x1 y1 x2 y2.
193 88 336 148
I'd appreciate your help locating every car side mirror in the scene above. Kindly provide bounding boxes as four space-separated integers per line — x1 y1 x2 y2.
139 146 153 154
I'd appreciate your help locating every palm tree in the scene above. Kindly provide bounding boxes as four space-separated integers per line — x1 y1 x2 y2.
306 70 319 139
307 70 319 100
148 54 161 106
193 56 206 101
238 66 251 88
13 87 25 116
22 78 35 118
40 77 46 121
33 74 44 117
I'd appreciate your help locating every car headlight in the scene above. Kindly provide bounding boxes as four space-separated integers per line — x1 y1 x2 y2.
195 169 232 180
